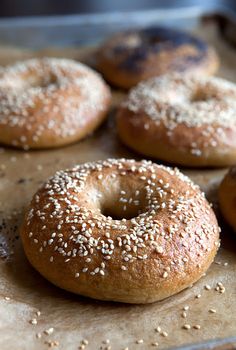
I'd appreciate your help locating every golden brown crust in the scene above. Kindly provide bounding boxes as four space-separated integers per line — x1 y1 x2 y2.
96 27 219 89
0 58 111 149
20 159 220 303
116 74 236 167
219 167 236 232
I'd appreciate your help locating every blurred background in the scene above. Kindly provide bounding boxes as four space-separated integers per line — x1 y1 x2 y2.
0 0 235 49
0 0 235 17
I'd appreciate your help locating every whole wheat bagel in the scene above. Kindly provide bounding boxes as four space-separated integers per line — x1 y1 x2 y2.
0 58 111 149
20 158 220 303
219 167 236 232
117 74 236 167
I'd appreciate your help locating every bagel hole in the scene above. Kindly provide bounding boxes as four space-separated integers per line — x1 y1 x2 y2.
101 206 142 220
191 89 209 102
27 73 58 88
100 189 146 220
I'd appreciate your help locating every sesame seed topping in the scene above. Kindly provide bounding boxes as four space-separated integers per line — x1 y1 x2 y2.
23 158 219 293
122 74 236 155
0 58 110 149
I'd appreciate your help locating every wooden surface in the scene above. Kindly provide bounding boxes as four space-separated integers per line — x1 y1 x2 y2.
0 23 236 350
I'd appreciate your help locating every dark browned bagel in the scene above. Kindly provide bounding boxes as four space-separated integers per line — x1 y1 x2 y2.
96 26 219 89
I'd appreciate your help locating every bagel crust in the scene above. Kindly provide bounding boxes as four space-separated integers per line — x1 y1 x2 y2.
96 26 219 89
20 159 220 304
117 74 236 167
219 167 236 232
0 58 111 149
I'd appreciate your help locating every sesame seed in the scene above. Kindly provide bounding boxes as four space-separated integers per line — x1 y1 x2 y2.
162 272 168 278
182 324 191 330
193 325 201 330
204 284 211 290
30 318 37 325
44 327 54 335
161 331 168 337
209 309 216 313
155 326 161 333
155 246 164 254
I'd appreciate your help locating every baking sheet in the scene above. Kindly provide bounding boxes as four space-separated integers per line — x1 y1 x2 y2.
0 17 236 350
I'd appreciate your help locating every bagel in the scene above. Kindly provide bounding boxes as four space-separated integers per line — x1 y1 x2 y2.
96 26 219 89
219 167 236 232
20 158 220 304
116 74 236 167
0 58 111 149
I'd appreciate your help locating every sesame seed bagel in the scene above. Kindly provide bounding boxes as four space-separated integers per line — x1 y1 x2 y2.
20 158 220 304
219 167 236 232
96 26 219 89
117 74 236 167
0 58 111 150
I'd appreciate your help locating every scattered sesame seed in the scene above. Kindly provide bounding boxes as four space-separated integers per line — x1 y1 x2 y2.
161 331 168 337
193 325 201 330
30 318 37 325
182 324 191 330
204 284 211 290
44 327 54 335
209 309 216 313
151 342 159 347
81 339 89 345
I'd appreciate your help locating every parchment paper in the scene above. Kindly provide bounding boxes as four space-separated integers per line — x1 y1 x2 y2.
0 22 235 350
